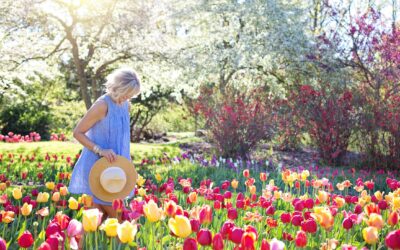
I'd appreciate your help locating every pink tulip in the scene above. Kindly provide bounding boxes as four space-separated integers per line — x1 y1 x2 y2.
67 219 83 237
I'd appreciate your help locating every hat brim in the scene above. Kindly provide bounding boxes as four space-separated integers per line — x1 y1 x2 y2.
89 156 137 203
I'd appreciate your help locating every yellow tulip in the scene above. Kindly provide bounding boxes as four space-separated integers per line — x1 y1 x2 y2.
137 175 145 187
366 214 384 230
301 170 310 181
138 188 146 197
155 173 162 182
393 197 400 211
168 215 192 238
100 218 119 237
143 199 163 222
117 221 137 243
0 183 6 191
374 191 383 201
311 206 334 230
317 190 329 203
37 192 50 203
231 179 239 189
45 182 55 190
60 186 68 196
52 192 60 202
82 208 102 232
68 197 79 210
362 226 379 244
274 191 282 200
21 202 32 216
12 188 22 200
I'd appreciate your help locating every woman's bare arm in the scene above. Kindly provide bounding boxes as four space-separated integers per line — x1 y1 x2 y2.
73 100 117 162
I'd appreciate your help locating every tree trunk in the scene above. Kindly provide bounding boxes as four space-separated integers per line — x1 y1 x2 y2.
66 30 92 109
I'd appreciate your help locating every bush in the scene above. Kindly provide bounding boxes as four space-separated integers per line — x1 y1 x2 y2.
195 86 275 159
356 89 400 168
291 85 357 165
0 99 52 139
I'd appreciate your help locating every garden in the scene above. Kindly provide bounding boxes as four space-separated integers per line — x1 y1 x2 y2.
1 0 400 249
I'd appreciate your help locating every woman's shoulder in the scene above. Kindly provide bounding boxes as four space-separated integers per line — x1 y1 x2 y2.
88 99 108 118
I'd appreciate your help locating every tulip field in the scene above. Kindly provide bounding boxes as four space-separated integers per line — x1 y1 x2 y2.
0 144 400 249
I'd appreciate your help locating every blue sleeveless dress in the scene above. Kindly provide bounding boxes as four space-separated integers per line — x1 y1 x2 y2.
69 94 133 205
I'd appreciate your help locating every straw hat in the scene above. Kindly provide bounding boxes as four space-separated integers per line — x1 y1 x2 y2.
89 156 137 203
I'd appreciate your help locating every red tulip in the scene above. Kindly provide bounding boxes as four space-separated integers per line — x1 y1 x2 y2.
224 191 232 199
260 172 267 182
236 199 245 209
18 231 34 248
265 206 275 216
342 217 353 230
212 233 224 250
0 237 6 250
261 239 270 250
385 229 400 250
183 237 198 250
304 198 314 209
228 208 238 220
243 169 250 178
229 227 244 244
190 219 200 232
244 225 258 240
354 204 362 214
295 230 307 248
241 232 256 250
46 222 61 238
291 214 303 226
301 219 317 234
378 200 388 210
31 189 39 197
388 211 399 226
112 199 124 212
197 229 212 246
280 212 291 224
214 200 222 210
46 232 65 250
220 221 235 239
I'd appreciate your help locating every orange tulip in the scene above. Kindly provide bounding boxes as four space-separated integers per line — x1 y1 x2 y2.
388 211 399 226
231 179 239 190
366 213 384 230
334 197 345 208
188 192 197 204
311 206 334 230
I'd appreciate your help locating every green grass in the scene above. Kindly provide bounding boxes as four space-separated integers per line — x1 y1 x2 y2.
0 141 181 158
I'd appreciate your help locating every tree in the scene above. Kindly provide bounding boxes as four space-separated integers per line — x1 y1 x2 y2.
0 0 181 109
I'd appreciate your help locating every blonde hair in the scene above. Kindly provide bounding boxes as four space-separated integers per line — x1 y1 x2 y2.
105 68 141 100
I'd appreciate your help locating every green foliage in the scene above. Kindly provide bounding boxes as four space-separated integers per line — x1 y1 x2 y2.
0 99 52 139
147 103 197 133
50 101 86 135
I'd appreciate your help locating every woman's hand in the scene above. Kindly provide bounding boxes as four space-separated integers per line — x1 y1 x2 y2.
99 149 117 163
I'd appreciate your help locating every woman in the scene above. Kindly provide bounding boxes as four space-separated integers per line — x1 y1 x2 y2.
69 68 140 218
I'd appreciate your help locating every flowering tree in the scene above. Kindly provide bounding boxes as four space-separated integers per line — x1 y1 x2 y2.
0 0 182 109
